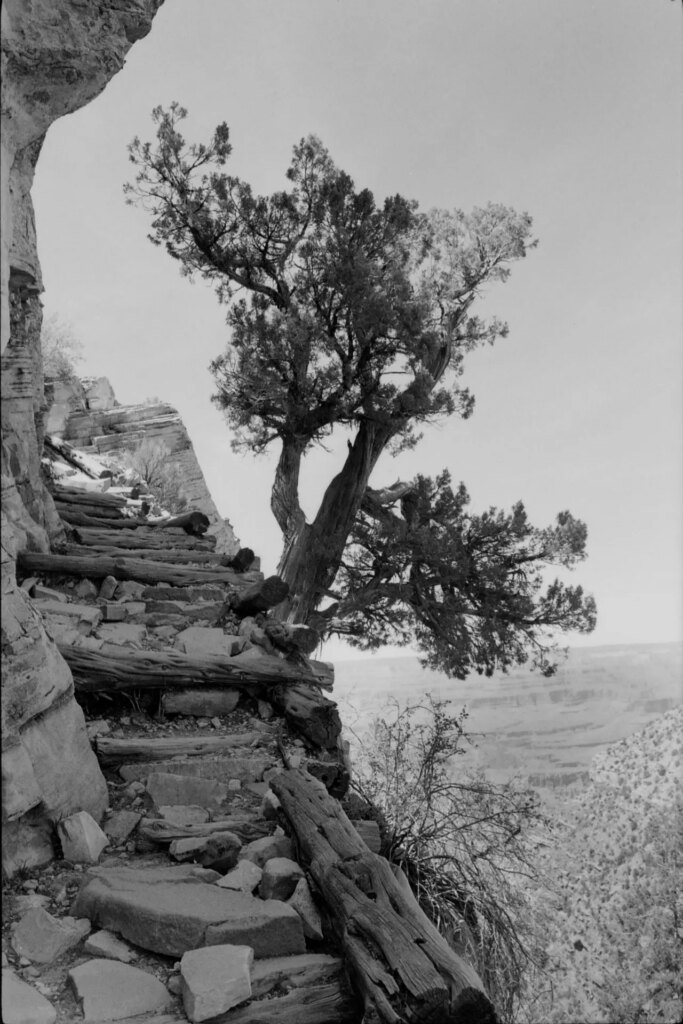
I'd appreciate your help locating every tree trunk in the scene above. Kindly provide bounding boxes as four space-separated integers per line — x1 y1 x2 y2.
274 421 391 623
270 769 498 1024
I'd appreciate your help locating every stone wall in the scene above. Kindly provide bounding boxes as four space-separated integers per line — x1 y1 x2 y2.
1 0 166 875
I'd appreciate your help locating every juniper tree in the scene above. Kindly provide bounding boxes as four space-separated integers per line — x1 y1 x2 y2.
126 104 596 675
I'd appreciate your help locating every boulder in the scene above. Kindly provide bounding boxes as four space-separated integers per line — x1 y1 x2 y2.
72 865 305 958
216 860 262 894
287 878 324 941
57 811 108 863
259 857 304 901
239 835 295 869
1 968 57 1024
11 908 90 964
69 958 172 1022
180 944 253 1022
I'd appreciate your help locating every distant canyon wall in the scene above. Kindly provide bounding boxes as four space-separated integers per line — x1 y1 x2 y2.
1 0 166 875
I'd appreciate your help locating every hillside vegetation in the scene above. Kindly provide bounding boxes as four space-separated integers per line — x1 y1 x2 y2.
521 707 682 1023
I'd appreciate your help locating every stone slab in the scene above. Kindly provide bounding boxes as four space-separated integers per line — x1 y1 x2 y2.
96 623 147 645
216 860 262 894
175 627 241 658
120 757 269 785
11 908 90 964
157 805 210 826
69 958 172 1022
161 688 241 717
145 772 227 811
72 865 305 959
84 929 136 963
103 810 141 845
180 945 253 1022
1 968 57 1024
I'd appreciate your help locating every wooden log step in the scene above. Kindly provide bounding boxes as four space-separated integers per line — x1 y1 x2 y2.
52 486 127 506
59 644 335 693
137 817 272 846
210 983 358 1023
270 682 341 750
152 510 210 536
44 436 112 479
58 509 148 530
63 544 229 565
270 768 497 1024
18 551 260 588
55 500 125 520
231 576 289 615
72 527 216 551
95 733 268 765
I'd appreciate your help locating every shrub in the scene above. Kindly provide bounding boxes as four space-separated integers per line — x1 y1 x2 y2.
123 438 188 514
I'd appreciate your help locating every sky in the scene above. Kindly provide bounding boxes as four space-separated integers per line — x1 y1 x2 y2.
32 0 682 660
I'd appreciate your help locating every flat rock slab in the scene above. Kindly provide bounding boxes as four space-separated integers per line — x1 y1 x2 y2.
217 860 262 893
84 929 137 963
96 624 147 645
145 772 227 811
180 945 253 1022
72 865 305 959
162 688 241 717
103 810 142 845
121 757 271 786
2 968 57 1024
158 805 210 825
175 628 241 658
11 908 90 964
69 958 172 1022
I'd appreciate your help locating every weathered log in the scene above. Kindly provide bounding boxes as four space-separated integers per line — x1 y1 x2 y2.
95 733 266 765
207 983 358 1024
17 550 259 588
59 644 336 694
63 543 229 565
270 769 498 1024
55 500 125 520
138 817 271 845
58 509 147 530
270 683 341 750
153 510 210 535
72 527 216 551
231 575 290 615
52 486 126 506
226 547 256 572
265 621 320 656
44 435 112 479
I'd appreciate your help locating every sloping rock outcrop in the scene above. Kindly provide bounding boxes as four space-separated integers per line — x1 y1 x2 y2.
45 374 239 555
2 0 166 875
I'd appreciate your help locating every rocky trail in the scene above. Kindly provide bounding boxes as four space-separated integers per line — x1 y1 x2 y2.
3 472 495 1024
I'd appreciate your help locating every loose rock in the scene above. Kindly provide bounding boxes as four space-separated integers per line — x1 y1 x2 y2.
180 944 253 1022
2 968 57 1024
239 835 295 869
287 878 324 941
57 811 108 864
259 857 304 901
11 908 90 964
216 860 263 894
84 930 136 963
146 772 227 811
69 958 172 1022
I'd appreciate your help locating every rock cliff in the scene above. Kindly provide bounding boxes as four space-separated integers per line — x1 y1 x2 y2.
46 374 239 556
1 0 165 875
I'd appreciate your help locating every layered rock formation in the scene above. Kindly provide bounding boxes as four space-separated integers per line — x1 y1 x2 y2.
1 0 166 875
46 374 239 555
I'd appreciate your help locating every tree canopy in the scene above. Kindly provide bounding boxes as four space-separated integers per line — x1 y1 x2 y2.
126 104 596 676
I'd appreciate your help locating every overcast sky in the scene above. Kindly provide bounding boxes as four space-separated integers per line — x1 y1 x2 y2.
33 0 682 659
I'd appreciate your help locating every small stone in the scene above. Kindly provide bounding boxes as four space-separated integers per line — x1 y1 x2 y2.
75 579 99 600
2 968 57 1024
256 700 274 721
103 809 142 845
167 974 182 996
11 908 90 964
121 601 145 615
238 835 295 869
260 791 281 821
216 860 262 894
170 832 241 873
259 857 304 901
57 811 109 864
180 945 253 1022
227 779 242 792
84 930 136 964
98 577 118 600
210 717 221 729
197 719 210 728
86 719 110 742
125 781 145 797
287 878 324 941
21 880 39 892
115 581 146 600
69 958 172 1022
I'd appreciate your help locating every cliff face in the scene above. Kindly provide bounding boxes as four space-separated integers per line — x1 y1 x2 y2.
47 375 240 555
1 0 165 875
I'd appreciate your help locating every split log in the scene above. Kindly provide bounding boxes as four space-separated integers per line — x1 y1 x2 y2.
231 575 289 615
44 435 112 479
208 984 358 1024
138 817 271 845
72 527 216 551
17 550 260 588
63 543 227 565
270 768 498 1024
54 500 125 520
95 732 266 765
153 510 210 535
52 486 126 506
